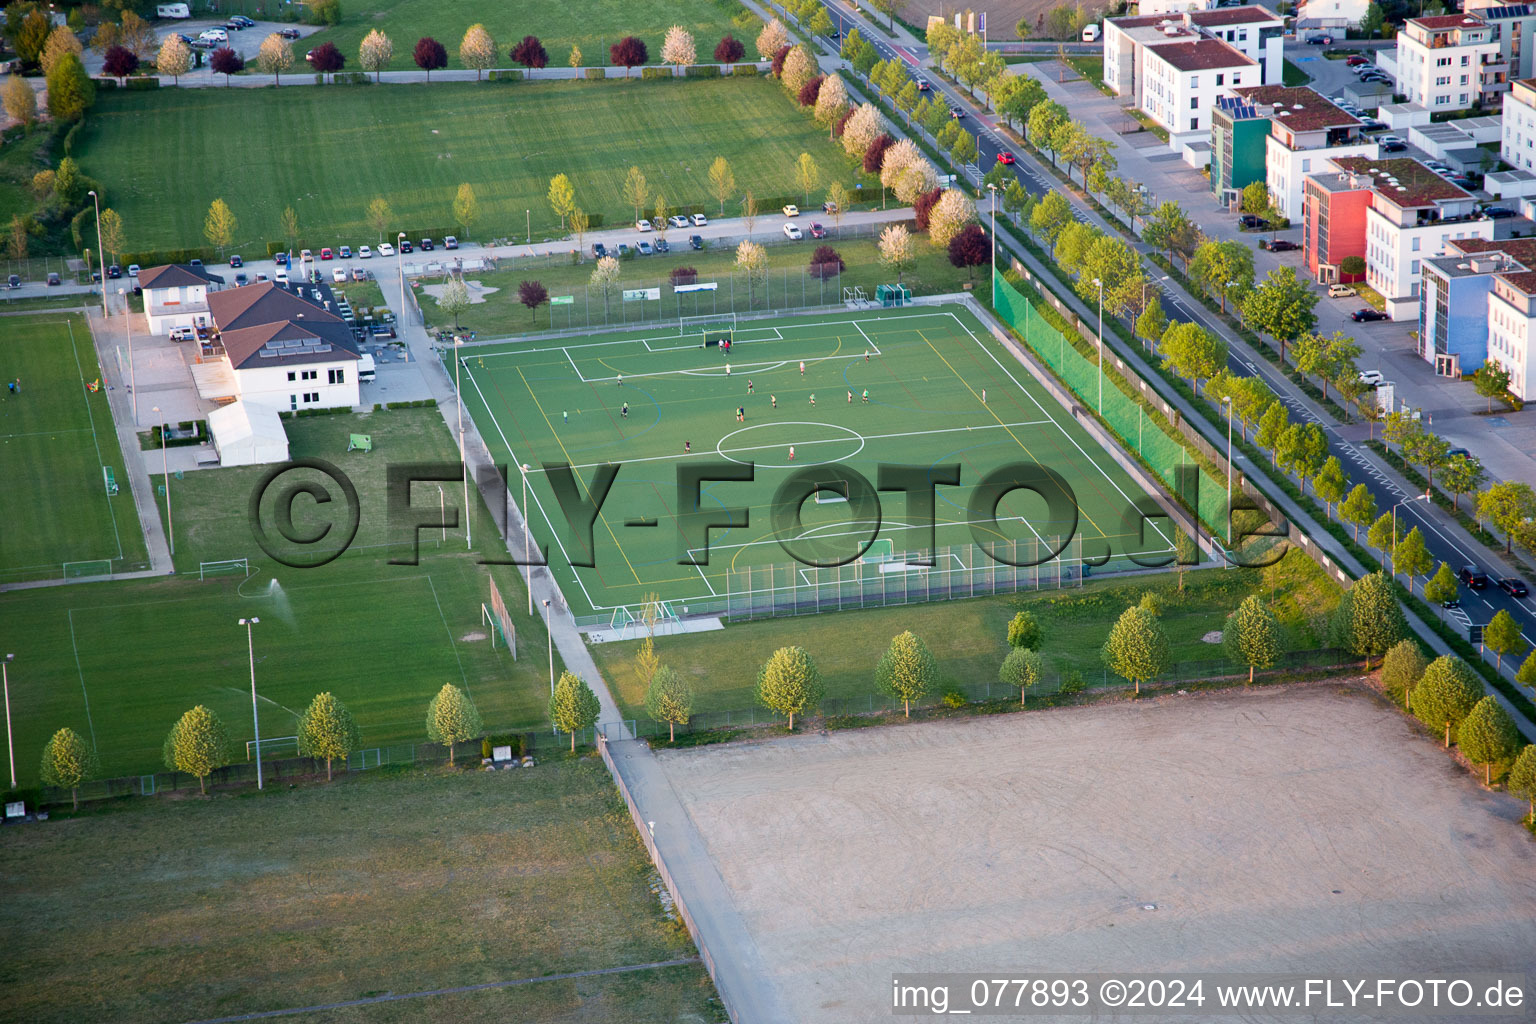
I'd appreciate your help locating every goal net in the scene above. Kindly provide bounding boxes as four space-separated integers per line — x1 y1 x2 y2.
200 558 250 581
63 559 112 579
247 736 298 760
680 312 736 347
860 538 895 563
485 575 517 657
812 478 850 504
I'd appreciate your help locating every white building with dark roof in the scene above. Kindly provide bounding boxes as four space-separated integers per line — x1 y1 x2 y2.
207 281 361 413
139 263 225 335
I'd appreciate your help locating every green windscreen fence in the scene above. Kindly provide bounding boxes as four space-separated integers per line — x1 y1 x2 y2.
992 270 1228 536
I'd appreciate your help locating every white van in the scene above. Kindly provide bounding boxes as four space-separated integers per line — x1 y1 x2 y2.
198 27 227 44
357 353 377 383
1082 23 1101 42
156 3 191 18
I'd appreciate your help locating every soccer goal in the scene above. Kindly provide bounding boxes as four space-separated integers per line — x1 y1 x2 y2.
63 559 112 579
247 736 298 760
200 558 250 581
680 312 736 347
812 478 850 504
860 538 894 563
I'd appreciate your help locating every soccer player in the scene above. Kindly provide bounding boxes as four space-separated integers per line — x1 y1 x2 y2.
736 406 745 422
809 393 816 407
771 394 777 409
864 350 869 362
847 390 853 403
862 389 869 404
621 402 629 419
747 379 754 394
799 361 805 376
788 446 795 461
563 409 568 423
684 440 692 453
617 374 623 387
725 363 731 376
981 388 987 404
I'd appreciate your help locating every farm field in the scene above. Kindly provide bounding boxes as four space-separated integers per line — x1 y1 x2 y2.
0 759 723 1024
0 407 563 787
296 0 758 73
0 314 149 583
74 77 866 253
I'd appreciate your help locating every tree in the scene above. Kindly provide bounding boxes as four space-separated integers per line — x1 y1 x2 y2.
825 181 850 234
756 646 823 729
999 647 1044 706
1477 481 1536 553
5 214 25 262
156 32 192 83
1402 429 1451 491
876 630 937 716
210 46 244 84
569 45 582 69
876 138 921 202
1485 609 1524 673
878 223 915 283
1440 454 1484 513
1458 696 1519 783
13 8 48 64
809 7 834 36
1423 561 1459 618
163 705 231 794
814 73 849 137
1509 744 1536 821
798 73 823 107
1239 180 1270 218
741 190 758 233
863 133 892 175
1143 201 1197 269
308 0 341 27
511 34 548 74
425 682 482 764
40 25 82 77
459 24 496 79
98 207 125 265
1132 295 1168 351
1 74 36 130
1222 594 1281 684
645 665 694 742
452 182 478 237
359 28 393 82
735 239 767 304
950 130 978 166
281 205 300 250
930 189 976 248
634 634 660 690
204 198 237 254
1030 191 1074 246
512 279 549 325
256 33 293 83
549 671 601 751
842 102 883 157
1391 526 1431 593
1360 0 1386 36
1366 513 1397 564
1241 266 1318 363
46 52 93 119
807 244 843 281
867 0 897 28
1381 639 1429 709
437 274 470 329
297 691 360 781
363 196 391 242
1080 236 1143 317
756 17 789 60
547 173 575 230
1314 456 1347 518
39 726 95 810
714 34 745 68
590 256 620 318
1159 321 1225 396
413 36 447 79
1520 650 1536 690
707 156 735 216
1339 483 1377 541
1102 605 1168 694
117 11 158 57
1472 359 1512 412
948 224 989 279
794 152 820 204
661 24 695 72
609 36 648 76
622 166 648 224
1277 422 1328 493
1294 330 1357 402
1330 571 1406 670
307 40 344 80
1187 240 1252 314
1008 610 1043 650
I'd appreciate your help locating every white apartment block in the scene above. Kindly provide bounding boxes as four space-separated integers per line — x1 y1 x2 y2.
1488 271 1536 399
1235 85 1379 220
1502 77 1536 171
1184 7 1285 83
1295 0 1369 30
1395 14 1503 112
1104 5 1279 101
1134 38 1260 138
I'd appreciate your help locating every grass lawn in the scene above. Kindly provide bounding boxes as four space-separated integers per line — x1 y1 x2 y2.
298 0 757 73
0 407 564 786
0 314 150 583
593 552 1342 721
0 759 723 1024
421 232 992 336
1283 59 1313 86
76 77 866 254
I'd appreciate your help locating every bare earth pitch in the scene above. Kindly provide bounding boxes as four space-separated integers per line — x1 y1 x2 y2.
654 686 1536 1023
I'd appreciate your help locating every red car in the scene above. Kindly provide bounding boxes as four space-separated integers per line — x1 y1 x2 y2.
810 223 826 239
997 151 1016 165
1345 55 1369 66
320 247 334 260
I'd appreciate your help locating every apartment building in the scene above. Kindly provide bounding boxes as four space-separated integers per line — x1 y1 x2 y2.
1104 5 1279 102
1184 7 1285 83
1247 86 1377 219
1295 0 1370 30
1302 167 1374 283
1418 237 1536 395
1502 77 1536 171
1394 14 1505 112
1141 39 1260 137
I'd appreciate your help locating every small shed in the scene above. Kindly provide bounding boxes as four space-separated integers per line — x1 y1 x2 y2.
208 401 289 467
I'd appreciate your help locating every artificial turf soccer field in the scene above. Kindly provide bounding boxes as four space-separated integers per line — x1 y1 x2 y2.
456 304 1180 622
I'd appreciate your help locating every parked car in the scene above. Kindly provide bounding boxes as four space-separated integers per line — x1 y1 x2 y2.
379 242 395 257
359 245 373 258
915 78 929 90
319 248 333 260
332 267 347 282
654 238 670 253
228 254 243 268
1357 369 1385 387
810 222 826 238
616 242 630 257
1497 577 1530 597
169 326 195 341
278 26 300 38
1328 283 1357 298
635 219 653 232
691 213 708 226
1351 63 1377 75
1378 134 1404 145
338 245 351 258
1460 565 1490 588
228 14 254 26
1381 141 1408 154
420 238 434 250
949 107 965 119
235 272 247 285
1448 447 1471 460
352 267 368 281
1305 33 1332 44
274 268 289 283
1264 239 1299 252
1352 308 1389 322
592 242 607 259
6 274 18 289
1238 214 1270 229
1345 55 1369 65
128 263 141 277
668 215 691 228
1482 207 1517 219
399 239 413 253
997 151 1016 165
822 200 839 214
783 204 800 217
637 240 653 255
189 258 203 267
443 236 458 250
1358 118 1386 131
108 264 121 278
275 252 289 266
46 271 60 286
783 223 803 240
689 234 704 250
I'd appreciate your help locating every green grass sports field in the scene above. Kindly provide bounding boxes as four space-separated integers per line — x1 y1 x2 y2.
0 315 148 582
76 77 863 253
455 304 1181 622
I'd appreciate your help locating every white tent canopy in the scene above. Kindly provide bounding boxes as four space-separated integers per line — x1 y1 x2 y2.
208 401 289 467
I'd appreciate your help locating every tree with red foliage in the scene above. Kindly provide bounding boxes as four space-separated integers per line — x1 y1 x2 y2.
798 74 823 107
306 41 344 80
833 106 854 138
669 266 698 286
863 133 892 175
714 34 745 66
210 46 244 84
610 36 648 76
770 43 791 77
913 187 943 231
413 37 447 79
808 245 845 280
511 34 548 75
102 45 139 83
518 280 549 323
947 223 990 279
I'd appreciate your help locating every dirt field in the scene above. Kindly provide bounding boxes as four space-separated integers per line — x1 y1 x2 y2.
656 684 1536 1023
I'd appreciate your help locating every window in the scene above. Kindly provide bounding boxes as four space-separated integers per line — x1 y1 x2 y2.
1192 96 1199 109
1436 56 1451 66
1190 76 1199 88
1412 237 1421 251
301 369 317 381
328 368 345 385
289 394 297 411
1411 259 1420 273
287 371 297 382
1216 73 1224 85
1302 158 1311 172
303 392 319 404
1191 116 1199 130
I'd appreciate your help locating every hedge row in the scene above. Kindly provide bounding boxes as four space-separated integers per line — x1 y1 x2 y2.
120 247 216 267
487 68 525 82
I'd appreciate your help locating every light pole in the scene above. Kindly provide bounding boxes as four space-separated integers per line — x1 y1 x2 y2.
396 232 407 325
2 654 14 790
1222 395 1234 549
526 209 531 246
1091 277 1104 413
1389 493 1431 575
120 287 136 424
543 598 554 696
154 406 173 556
238 617 262 790
437 484 446 543
88 190 108 321
454 335 470 549
522 462 533 614
986 182 999 274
